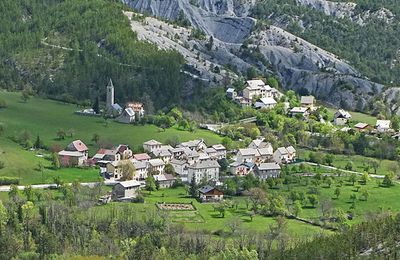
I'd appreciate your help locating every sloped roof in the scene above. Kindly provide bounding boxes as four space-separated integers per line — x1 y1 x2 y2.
132 160 147 169
335 109 352 119
134 153 151 161
189 160 220 169
290 107 309 113
259 97 277 105
66 140 88 152
212 144 226 151
226 88 235 93
198 185 223 195
112 103 122 111
354 122 369 129
286 146 296 154
143 139 162 146
149 159 165 167
257 163 281 171
238 148 258 156
300 96 315 104
246 79 265 90
123 107 135 117
376 120 391 128
170 159 187 165
276 147 288 155
118 180 140 188
258 147 273 156
58 151 85 157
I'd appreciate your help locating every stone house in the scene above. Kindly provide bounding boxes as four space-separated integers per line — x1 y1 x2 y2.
154 174 176 189
148 159 165 174
334 109 352 126
143 139 162 153
112 180 141 200
255 163 281 180
188 160 220 184
58 140 89 167
300 96 315 110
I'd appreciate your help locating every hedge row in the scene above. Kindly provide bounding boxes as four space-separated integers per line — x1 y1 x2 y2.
0 177 20 185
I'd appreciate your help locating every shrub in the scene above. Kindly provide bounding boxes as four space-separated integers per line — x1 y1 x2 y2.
0 177 20 185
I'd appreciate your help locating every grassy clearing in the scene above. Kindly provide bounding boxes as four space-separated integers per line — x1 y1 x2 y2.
298 149 399 176
0 91 221 184
326 107 377 126
104 187 328 237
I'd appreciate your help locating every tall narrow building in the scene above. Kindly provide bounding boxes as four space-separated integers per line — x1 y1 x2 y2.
106 78 114 112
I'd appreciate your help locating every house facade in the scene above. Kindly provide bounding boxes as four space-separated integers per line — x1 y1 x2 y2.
334 109 352 126
58 140 89 167
112 180 141 200
255 163 281 180
273 146 296 164
188 160 220 184
154 174 176 189
198 185 224 202
143 139 162 153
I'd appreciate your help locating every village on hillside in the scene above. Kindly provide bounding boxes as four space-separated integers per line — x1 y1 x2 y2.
52 78 400 204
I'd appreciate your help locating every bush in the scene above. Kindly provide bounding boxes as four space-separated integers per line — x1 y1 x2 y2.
132 194 145 203
0 161 4 169
0 176 20 185
0 98 6 108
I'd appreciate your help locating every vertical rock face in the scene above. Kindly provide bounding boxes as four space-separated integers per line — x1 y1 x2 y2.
122 0 256 43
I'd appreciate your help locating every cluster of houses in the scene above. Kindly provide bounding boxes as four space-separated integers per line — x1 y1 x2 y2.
229 137 296 181
226 79 283 109
58 136 298 202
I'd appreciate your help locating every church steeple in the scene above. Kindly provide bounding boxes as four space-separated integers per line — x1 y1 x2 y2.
106 78 114 111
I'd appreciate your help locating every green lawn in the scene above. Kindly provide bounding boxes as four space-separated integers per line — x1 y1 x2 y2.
0 91 221 184
326 108 377 126
93 187 328 238
298 149 398 176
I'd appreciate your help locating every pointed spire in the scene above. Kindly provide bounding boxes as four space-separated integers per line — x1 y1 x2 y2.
107 78 114 88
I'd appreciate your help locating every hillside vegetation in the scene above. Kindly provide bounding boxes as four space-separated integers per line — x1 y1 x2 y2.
253 0 400 86
0 0 184 110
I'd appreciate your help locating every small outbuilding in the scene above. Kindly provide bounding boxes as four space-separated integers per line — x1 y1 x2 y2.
112 180 141 200
198 185 224 202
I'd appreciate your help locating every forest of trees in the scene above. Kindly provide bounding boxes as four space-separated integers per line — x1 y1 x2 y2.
252 0 400 86
0 0 185 110
1 183 400 259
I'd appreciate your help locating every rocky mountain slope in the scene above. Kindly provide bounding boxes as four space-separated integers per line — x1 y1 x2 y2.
123 0 398 112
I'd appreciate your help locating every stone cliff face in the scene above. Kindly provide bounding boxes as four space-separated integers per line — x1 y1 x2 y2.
122 0 389 111
122 0 255 43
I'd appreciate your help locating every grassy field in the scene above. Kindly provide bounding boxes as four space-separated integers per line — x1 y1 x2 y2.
326 108 377 126
0 91 221 184
298 149 399 176
91 187 328 238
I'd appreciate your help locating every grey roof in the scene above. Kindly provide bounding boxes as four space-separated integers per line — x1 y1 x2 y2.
300 96 315 105
286 146 296 154
112 103 122 111
354 122 369 129
258 147 273 156
205 147 217 154
257 163 281 171
149 159 165 167
238 148 258 156
276 147 288 155
189 160 220 169
198 185 216 194
133 160 147 169
170 159 187 165
118 180 141 188
335 109 352 119
226 88 235 93
290 107 308 113
123 107 135 117
212 144 226 151
143 139 162 146
154 174 175 182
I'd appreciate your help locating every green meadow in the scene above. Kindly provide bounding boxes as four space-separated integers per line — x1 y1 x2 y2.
0 91 221 184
